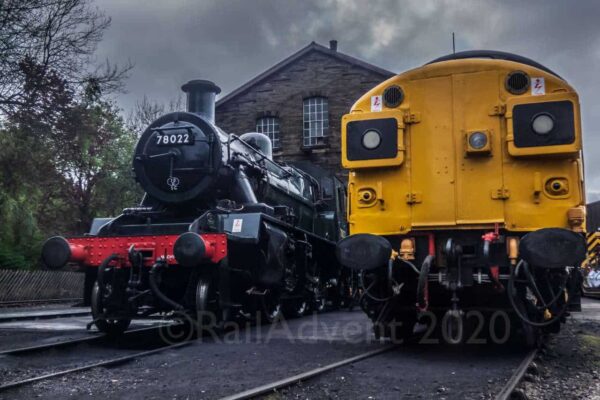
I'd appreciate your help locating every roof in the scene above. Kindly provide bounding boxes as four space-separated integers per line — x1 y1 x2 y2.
427 50 562 79
216 41 396 107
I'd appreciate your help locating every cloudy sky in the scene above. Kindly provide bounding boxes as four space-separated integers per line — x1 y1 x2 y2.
93 0 600 199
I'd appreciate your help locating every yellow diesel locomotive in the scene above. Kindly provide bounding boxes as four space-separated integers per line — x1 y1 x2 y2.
336 51 586 345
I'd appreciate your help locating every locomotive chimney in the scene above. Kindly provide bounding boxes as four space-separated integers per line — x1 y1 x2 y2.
181 79 221 123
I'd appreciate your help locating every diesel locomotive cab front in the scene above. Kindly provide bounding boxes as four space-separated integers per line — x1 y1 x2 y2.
337 51 586 344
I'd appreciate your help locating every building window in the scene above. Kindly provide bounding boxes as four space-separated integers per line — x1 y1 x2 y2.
256 116 280 150
303 97 329 147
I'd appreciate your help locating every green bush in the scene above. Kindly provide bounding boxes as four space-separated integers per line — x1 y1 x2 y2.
0 193 43 269
0 246 29 270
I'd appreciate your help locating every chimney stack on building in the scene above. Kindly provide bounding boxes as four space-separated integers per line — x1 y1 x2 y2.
329 40 338 52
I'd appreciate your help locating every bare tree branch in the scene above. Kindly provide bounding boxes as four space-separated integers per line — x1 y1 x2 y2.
126 94 183 135
0 0 130 115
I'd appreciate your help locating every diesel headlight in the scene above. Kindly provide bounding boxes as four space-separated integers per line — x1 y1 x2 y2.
345 117 398 162
512 100 574 149
362 129 381 149
531 113 554 135
468 131 488 149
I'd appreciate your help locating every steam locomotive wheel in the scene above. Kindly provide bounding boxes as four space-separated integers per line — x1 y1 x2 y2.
261 291 283 323
284 297 308 318
312 295 326 313
91 282 131 336
195 277 221 327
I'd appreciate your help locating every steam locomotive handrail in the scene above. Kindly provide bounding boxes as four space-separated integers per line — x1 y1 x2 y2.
225 133 320 204
227 134 291 177
225 133 322 189
229 150 317 206
260 212 336 245
150 124 196 133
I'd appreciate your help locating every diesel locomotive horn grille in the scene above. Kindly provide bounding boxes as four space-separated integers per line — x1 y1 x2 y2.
505 71 530 95
383 85 404 108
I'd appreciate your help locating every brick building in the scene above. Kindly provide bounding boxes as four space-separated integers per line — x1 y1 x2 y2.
215 40 395 180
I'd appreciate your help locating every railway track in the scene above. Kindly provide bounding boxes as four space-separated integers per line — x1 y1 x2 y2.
0 308 90 323
0 299 83 307
0 306 541 399
219 345 397 400
0 331 538 399
0 324 188 393
219 344 539 400
0 341 192 392
0 333 104 356
495 348 539 400
0 324 171 356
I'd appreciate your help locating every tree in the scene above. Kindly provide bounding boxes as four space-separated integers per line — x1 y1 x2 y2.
53 95 141 232
0 91 142 268
126 95 183 135
0 0 140 269
0 0 131 115
0 63 141 268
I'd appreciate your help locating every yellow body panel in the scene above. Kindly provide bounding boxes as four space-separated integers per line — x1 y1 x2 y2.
342 59 585 235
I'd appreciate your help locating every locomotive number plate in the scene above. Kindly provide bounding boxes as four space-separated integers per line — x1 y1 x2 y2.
155 133 193 146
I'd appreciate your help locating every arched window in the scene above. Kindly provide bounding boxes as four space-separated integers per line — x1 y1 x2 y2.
303 97 328 147
256 116 280 150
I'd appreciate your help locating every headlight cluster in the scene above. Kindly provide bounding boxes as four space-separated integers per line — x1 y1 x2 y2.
512 100 574 149
346 117 397 162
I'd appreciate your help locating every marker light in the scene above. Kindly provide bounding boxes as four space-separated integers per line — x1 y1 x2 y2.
468 131 488 149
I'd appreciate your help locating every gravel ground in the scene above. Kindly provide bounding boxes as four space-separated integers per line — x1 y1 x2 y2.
1 301 597 400
515 299 600 400
0 317 159 352
0 310 526 400
0 310 381 398
0 329 174 386
256 343 524 400
1 338 385 399
0 306 97 353
0 329 98 352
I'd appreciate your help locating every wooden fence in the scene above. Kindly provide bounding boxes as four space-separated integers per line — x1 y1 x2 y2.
0 269 83 303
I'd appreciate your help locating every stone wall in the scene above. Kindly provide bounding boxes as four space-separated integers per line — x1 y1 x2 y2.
216 50 392 181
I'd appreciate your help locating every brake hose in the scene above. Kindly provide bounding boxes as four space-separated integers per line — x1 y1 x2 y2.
507 260 569 327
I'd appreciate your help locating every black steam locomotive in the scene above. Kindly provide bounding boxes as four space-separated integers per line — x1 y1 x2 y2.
42 80 349 334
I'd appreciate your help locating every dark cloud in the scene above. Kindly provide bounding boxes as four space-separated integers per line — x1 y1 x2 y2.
94 0 600 198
